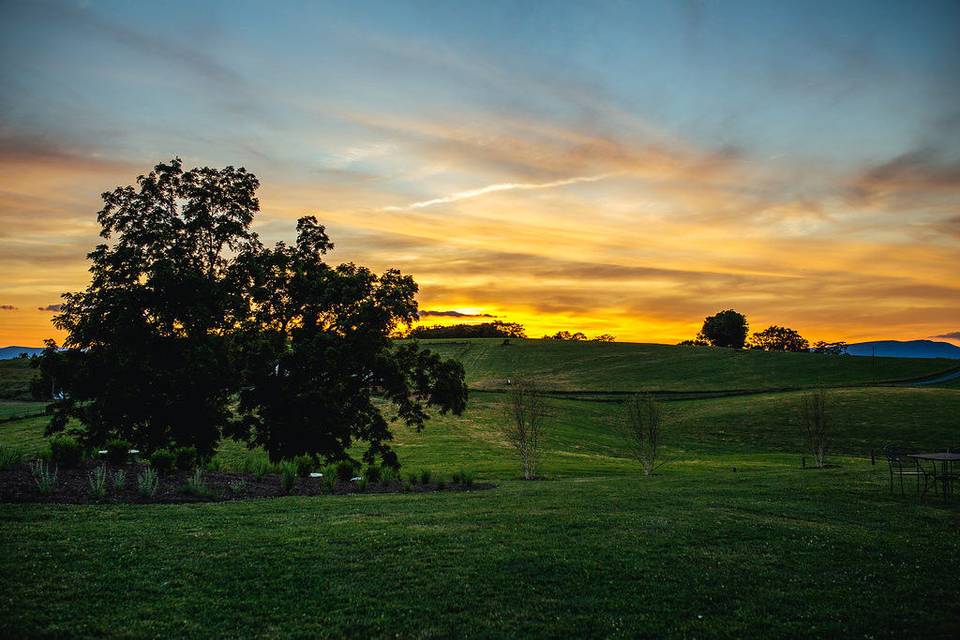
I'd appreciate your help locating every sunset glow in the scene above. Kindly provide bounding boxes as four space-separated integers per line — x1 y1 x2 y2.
1 1 958 346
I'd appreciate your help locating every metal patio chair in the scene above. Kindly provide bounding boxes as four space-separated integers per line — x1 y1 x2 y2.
883 447 926 496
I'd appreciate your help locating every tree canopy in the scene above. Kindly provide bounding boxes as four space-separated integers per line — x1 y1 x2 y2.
748 325 810 352
37 159 467 466
697 309 749 349
406 321 526 339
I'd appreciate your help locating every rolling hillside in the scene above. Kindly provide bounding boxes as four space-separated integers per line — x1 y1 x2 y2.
414 338 959 392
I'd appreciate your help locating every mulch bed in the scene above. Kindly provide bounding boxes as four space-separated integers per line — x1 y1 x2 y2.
0 460 493 504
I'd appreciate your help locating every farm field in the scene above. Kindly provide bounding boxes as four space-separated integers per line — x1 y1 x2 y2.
411 338 960 392
2 340 960 638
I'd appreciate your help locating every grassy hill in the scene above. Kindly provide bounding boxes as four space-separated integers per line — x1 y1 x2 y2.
414 338 959 392
0 359 35 400
2 339 960 638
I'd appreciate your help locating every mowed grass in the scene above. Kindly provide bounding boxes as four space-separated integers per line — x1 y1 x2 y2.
3 459 959 638
2 342 960 638
412 338 959 392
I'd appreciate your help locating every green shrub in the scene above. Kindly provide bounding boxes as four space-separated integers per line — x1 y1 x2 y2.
88 465 107 498
279 461 297 493
31 460 57 495
252 458 273 480
174 446 197 471
322 464 338 492
380 466 397 484
0 447 22 471
205 457 224 472
105 438 131 466
335 460 355 482
49 436 84 468
180 468 210 497
294 455 314 478
356 476 368 491
137 468 159 497
435 476 446 490
112 469 127 491
454 467 474 487
364 465 382 483
150 449 175 473
406 471 418 485
419 469 432 485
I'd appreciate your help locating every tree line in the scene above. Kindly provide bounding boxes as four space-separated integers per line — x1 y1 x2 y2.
679 309 847 354
32 159 468 468
401 322 615 342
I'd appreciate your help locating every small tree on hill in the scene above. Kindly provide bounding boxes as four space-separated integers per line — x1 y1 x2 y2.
699 309 749 348
622 394 662 476
543 331 587 341
800 389 830 468
749 325 809 352
501 380 548 479
812 341 847 355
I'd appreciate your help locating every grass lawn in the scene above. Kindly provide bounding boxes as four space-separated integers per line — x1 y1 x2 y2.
3 458 959 638
2 342 960 638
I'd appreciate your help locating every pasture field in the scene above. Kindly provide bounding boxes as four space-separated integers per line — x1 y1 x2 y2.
412 338 960 392
2 341 959 638
0 358 37 400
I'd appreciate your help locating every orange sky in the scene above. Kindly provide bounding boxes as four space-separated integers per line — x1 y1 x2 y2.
1 2 959 347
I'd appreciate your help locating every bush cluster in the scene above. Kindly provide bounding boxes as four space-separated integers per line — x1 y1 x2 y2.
150 449 176 473
49 436 84 468
105 438 131 465
174 446 197 471
279 462 298 493
335 460 355 482
294 455 313 478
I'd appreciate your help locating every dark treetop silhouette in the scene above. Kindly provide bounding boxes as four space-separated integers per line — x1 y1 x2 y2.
37 159 467 467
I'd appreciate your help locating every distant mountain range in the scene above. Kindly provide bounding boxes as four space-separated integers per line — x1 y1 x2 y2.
845 340 960 359
0 346 45 360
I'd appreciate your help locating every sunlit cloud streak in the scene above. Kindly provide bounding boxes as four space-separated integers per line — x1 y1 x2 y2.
381 174 616 211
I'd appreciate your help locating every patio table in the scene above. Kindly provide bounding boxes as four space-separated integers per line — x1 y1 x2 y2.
907 453 960 500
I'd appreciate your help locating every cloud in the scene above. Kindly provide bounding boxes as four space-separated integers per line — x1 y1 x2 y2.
7 2 246 91
931 331 960 340
0 305 16 311
37 304 62 312
419 310 497 318
849 148 960 203
382 174 615 211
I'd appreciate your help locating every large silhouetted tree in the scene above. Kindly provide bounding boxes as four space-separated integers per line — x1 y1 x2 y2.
232 216 468 465
39 159 467 465
46 159 260 455
698 309 749 349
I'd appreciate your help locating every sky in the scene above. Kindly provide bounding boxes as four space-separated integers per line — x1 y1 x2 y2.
1 0 959 346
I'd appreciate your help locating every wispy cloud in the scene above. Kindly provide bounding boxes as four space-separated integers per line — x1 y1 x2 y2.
37 304 62 312
0 305 16 311
931 331 960 340
382 174 615 211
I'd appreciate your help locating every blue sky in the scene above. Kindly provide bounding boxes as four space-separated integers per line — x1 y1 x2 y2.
1 0 959 344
